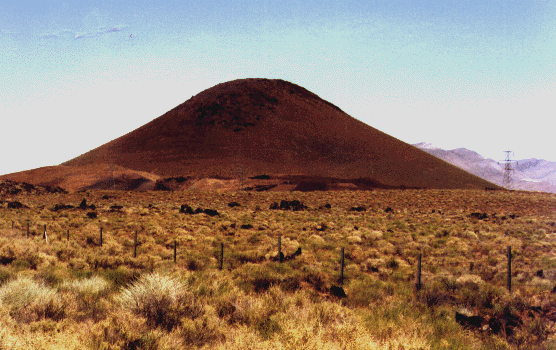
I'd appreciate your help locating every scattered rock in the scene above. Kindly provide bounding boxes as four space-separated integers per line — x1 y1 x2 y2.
203 208 219 217
110 205 123 211
456 312 485 329
240 224 253 229
228 202 241 207
537 270 544 278
180 204 195 214
7 201 28 209
470 212 488 220
79 199 96 210
384 207 393 213
179 204 218 216
52 204 74 211
269 200 307 211
87 212 97 219
350 206 366 212
330 285 346 298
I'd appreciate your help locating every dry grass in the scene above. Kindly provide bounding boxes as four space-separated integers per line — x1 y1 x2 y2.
0 188 555 349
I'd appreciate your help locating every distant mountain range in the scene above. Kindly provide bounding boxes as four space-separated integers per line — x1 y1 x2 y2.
413 142 556 194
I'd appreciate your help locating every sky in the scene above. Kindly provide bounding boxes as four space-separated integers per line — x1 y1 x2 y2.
1 0 555 176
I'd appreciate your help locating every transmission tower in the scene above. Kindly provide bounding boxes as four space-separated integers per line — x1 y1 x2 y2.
498 151 518 189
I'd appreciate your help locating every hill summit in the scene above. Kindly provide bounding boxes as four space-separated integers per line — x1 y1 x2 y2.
6 79 499 191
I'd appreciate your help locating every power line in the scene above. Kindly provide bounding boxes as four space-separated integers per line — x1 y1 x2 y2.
498 151 518 189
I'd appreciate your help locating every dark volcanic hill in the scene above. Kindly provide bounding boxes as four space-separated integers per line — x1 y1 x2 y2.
56 78 497 190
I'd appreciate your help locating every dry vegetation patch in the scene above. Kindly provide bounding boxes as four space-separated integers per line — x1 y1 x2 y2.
0 189 555 348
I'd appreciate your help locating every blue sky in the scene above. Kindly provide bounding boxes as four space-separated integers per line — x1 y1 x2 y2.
1 0 555 176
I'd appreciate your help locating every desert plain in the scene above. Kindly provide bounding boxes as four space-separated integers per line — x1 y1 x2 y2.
0 181 555 349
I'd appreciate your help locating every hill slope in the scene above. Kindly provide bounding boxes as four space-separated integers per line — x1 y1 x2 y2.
59 78 497 190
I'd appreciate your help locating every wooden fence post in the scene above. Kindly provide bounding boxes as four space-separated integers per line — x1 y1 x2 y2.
340 247 345 285
133 230 137 258
67 229 69 241
43 225 46 240
11 221 13 231
173 240 177 263
27 222 29 238
100 227 103 246
219 242 224 270
278 236 282 263
417 253 422 291
507 246 512 293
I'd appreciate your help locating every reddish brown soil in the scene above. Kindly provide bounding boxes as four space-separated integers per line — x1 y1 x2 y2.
0 164 160 193
3 79 499 191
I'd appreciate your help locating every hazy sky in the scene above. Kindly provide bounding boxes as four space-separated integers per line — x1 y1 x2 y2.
1 0 555 176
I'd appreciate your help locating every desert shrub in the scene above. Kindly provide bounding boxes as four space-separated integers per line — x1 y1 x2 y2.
60 275 111 320
0 268 11 286
89 311 150 350
183 254 210 271
346 276 385 307
51 241 78 262
300 267 330 293
458 280 501 310
115 272 203 331
18 250 44 270
0 242 18 265
235 265 283 293
36 266 69 287
0 276 65 323
86 253 125 270
254 315 281 340
101 266 140 289
419 282 453 307
179 308 226 347
60 275 111 297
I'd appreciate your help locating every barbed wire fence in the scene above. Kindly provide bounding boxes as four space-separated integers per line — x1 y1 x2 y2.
1 219 555 296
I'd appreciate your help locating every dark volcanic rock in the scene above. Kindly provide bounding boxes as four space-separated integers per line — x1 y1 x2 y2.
7 201 28 209
470 212 488 220
269 200 307 211
350 206 366 212
203 208 219 217
330 285 346 298
455 312 484 329
52 204 74 211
